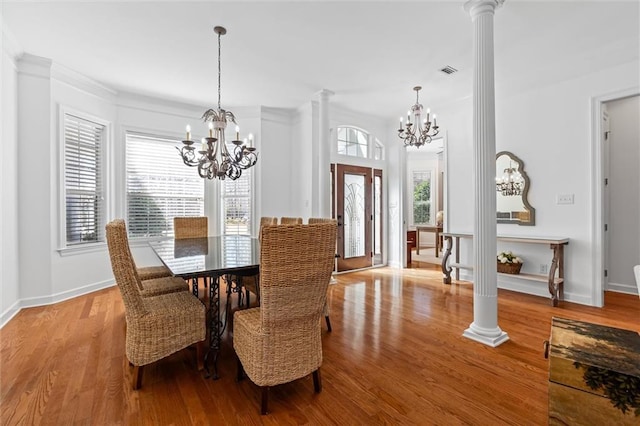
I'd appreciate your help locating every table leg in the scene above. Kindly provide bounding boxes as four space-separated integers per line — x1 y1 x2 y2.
416 229 421 255
435 229 440 258
548 244 564 307
204 275 221 380
442 236 453 284
191 276 199 298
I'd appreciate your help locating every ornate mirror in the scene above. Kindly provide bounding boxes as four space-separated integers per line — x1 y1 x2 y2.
496 151 535 226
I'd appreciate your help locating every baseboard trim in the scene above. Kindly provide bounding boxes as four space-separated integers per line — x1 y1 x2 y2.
606 282 638 295
0 279 115 329
456 271 595 306
0 300 22 329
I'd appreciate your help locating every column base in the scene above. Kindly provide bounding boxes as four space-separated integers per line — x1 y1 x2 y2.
463 323 510 347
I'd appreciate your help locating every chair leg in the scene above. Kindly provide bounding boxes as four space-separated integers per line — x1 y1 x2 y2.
325 315 332 332
236 354 245 382
132 365 144 390
261 386 269 415
196 341 204 371
312 369 322 393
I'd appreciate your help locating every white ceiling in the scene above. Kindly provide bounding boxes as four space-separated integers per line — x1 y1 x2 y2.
2 1 639 120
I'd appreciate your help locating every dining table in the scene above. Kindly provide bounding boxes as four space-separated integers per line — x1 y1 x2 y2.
149 235 260 379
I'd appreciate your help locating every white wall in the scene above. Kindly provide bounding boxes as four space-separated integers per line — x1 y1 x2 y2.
1 26 21 326
606 95 640 293
440 59 640 305
259 107 295 219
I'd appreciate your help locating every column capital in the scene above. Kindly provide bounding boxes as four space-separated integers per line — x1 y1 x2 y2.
315 89 335 100
464 0 504 19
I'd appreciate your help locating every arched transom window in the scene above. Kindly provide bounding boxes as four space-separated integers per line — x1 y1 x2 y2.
337 127 368 158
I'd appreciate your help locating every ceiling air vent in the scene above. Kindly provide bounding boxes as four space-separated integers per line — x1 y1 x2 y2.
440 65 458 75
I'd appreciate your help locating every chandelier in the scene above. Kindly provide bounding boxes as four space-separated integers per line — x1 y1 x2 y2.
177 26 257 180
496 164 524 196
397 86 439 148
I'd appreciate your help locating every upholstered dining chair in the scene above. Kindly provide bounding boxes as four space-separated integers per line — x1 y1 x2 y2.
106 220 206 389
108 220 188 297
279 216 303 225
308 217 338 332
634 265 640 299
233 221 337 414
174 216 208 239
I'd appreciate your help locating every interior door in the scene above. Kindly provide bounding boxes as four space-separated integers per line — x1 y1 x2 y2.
602 105 610 290
336 164 372 271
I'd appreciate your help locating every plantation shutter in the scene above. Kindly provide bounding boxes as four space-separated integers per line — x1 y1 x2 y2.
126 132 204 238
64 114 105 245
222 166 251 235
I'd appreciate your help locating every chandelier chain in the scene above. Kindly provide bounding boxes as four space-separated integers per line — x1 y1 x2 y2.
218 30 221 111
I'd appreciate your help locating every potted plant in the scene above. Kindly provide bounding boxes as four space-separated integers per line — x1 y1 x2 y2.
497 251 523 274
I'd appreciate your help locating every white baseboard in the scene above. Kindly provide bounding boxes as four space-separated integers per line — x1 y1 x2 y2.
457 271 595 306
0 279 115 329
606 281 638 295
0 300 22 329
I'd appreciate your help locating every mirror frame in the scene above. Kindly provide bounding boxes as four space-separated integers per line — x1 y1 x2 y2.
496 151 535 226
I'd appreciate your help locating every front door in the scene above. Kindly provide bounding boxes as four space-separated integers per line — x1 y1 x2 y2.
336 164 372 271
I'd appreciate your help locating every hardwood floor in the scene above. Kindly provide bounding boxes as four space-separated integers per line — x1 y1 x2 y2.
2 265 638 425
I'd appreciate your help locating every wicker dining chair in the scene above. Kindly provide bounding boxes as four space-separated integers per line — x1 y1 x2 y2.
106 220 206 389
109 220 188 297
174 216 208 292
239 217 278 306
136 265 172 281
174 216 208 239
308 218 338 332
233 221 337 414
279 217 303 225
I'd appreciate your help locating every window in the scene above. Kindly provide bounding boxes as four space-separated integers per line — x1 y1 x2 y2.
337 127 368 158
374 139 384 160
412 170 432 225
64 113 106 246
222 168 251 235
126 132 204 238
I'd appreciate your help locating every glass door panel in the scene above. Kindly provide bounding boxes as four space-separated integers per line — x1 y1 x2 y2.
373 169 383 265
337 164 372 271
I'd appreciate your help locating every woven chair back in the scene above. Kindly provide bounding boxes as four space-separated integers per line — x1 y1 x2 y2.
279 217 303 225
308 217 334 224
106 220 146 317
174 216 208 239
259 222 337 327
258 217 278 241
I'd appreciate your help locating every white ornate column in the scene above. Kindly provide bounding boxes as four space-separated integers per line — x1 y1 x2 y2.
317 89 334 218
463 0 509 347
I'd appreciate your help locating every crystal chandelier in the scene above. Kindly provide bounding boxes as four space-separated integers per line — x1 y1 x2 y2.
496 164 524 196
177 26 257 180
397 86 439 148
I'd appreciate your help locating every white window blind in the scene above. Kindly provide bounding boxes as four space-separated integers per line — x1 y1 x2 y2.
126 132 204 238
64 113 105 245
222 167 251 235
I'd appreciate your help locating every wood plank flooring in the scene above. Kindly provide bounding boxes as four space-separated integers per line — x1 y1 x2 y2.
2 265 638 425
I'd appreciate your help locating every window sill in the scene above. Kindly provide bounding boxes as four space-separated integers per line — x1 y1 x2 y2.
57 242 107 257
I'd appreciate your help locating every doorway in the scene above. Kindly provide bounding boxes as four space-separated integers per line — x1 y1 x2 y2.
335 164 383 272
603 95 640 295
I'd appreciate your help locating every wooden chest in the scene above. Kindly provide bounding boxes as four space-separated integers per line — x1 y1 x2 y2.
547 317 640 425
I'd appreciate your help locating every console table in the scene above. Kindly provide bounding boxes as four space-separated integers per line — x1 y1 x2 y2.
416 225 443 257
441 232 569 306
